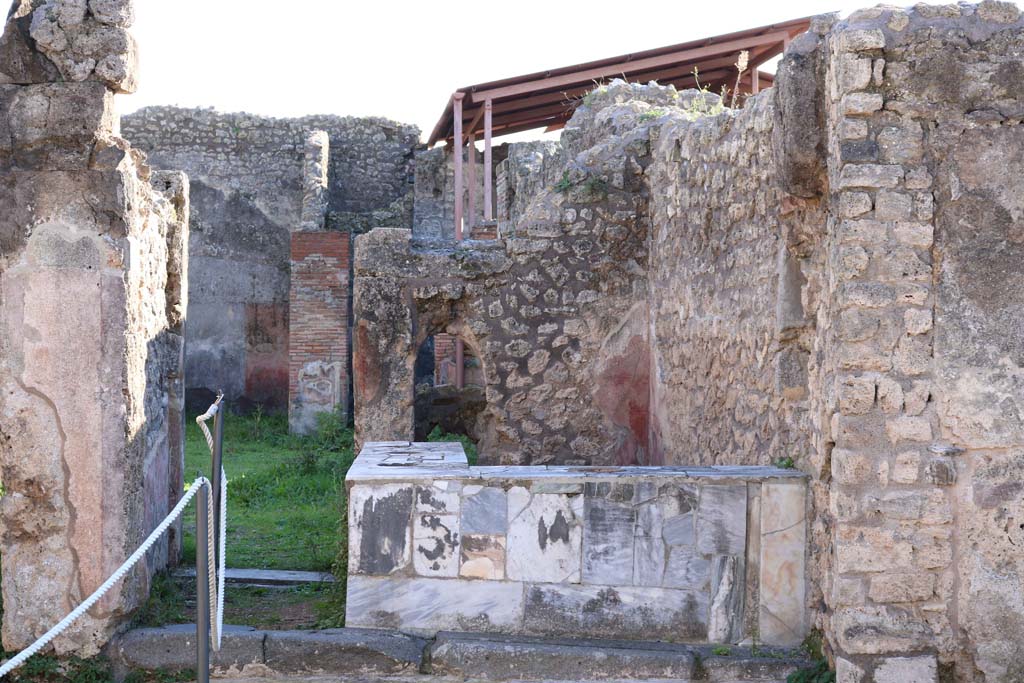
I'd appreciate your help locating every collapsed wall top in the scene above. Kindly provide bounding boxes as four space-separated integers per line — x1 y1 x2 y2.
0 0 137 92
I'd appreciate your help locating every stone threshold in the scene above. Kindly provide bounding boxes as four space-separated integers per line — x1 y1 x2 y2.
172 568 336 587
112 625 810 682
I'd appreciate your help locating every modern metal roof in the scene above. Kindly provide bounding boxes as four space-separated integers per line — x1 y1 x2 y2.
426 16 813 147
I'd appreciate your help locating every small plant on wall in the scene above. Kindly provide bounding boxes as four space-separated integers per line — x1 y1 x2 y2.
787 631 835 683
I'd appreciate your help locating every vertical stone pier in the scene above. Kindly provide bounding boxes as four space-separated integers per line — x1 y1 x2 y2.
288 131 351 434
818 5 1024 681
0 0 188 654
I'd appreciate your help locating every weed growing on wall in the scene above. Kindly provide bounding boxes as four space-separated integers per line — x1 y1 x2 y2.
638 108 669 122
554 170 574 193
730 50 750 108
553 170 609 200
682 67 726 120
786 631 835 683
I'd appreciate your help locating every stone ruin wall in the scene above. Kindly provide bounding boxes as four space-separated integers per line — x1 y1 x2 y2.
0 0 1020 675
357 83 805 468
413 146 487 244
819 5 1024 682
495 141 564 237
355 87 658 463
121 107 420 416
0 0 187 654
355 4 1024 680
412 140 565 244
646 92 821 470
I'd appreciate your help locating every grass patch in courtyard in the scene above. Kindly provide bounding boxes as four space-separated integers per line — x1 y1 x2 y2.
181 409 354 573
147 409 477 629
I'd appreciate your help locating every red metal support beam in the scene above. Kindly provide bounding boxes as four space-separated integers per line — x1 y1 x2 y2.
468 30 793 103
484 99 493 222
426 19 811 146
453 93 464 242
444 63 749 145
454 339 465 389
465 105 485 143
467 132 476 232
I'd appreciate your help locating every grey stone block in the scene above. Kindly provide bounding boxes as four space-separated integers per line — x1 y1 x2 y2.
263 628 426 674
416 482 462 514
414 512 461 577
429 631 697 680
634 483 700 588
461 485 508 534
349 483 415 575
582 491 635 585
663 551 710 590
506 487 583 583
699 648 809 682
697 484 748 556
172 567 336 586
708 555 745 644
346 575 525 634
112 624 263 674
523 583 708 642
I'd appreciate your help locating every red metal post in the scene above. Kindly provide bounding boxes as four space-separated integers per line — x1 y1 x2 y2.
454 94 467 386
750 67 759 94
484 99 493 222
455 339 465 389
453 93 464 242
468 132 476 233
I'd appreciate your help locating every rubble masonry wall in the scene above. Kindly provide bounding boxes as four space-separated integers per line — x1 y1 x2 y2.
121 107 419 412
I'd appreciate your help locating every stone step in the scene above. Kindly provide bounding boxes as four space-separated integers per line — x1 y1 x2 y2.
428 631 809 682
113 625 811 682
172 567 336 587
111 625 425 680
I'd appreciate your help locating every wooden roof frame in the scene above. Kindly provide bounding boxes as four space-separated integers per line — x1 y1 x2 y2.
426 16 812 148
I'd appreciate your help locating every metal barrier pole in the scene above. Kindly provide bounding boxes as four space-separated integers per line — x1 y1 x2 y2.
196 481 211 683
211 401 225 571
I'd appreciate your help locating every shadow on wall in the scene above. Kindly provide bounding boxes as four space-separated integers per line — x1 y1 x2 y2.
413 333 486 443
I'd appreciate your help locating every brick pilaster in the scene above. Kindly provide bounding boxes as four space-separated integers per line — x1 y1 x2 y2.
288 230 351 434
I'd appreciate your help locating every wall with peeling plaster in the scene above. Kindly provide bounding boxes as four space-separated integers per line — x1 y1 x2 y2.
0 0 187 654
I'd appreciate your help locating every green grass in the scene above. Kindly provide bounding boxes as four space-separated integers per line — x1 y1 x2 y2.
170 411 477 627
181 410 354 572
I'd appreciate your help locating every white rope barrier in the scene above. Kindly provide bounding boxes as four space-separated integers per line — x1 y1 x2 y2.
196 393 227 651
196 392 223 453
205 480 218 649
0 476 211 678
202 470 228 651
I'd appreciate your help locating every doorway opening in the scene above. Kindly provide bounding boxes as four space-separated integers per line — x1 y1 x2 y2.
414 333 485 459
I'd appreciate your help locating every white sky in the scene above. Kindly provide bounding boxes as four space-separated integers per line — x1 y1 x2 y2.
118 0 910 142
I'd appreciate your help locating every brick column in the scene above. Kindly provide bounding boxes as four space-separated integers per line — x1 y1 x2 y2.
288 230 351 434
